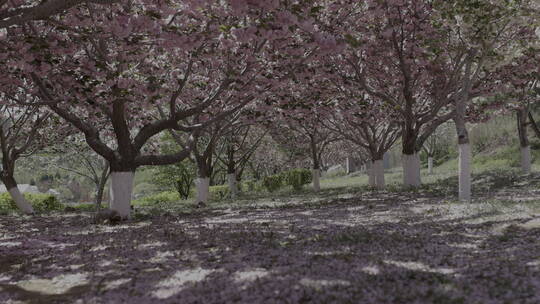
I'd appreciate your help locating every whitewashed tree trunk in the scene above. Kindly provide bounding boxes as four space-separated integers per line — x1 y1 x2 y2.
521 145 531 174
368 163 375 187
110 171 134 219
8 187 34 214
196 177 210 204
372 159 385 189
403 153 421 187
312 168 321 191
227 173 237 199
517 109 531 174
428 157 434 174
458 144 471 202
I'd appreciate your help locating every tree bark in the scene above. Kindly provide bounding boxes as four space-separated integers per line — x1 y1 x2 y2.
196 176 210 204
458 143 471 201
95 164 109 210
346 157 352 174
402 153 421 187
528 112 540 139
427 156 434 175
312 168 321 192
309 135 321 192
517 108 531 174
1 175 34 214
227 172 237 199
402 124 421 187
109 171 135 218
454 114 471 202
371 159 385 189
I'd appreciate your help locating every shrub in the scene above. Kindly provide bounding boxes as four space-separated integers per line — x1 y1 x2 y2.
283 168 312 191
64 203 96 212
210 185 229 200
262 174 283 192
152 158 195 200
28 194 63 212
244 179 263 193
0 192 62 213
133 191 180 206
175 176 193 200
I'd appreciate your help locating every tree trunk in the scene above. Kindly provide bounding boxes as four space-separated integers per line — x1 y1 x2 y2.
402 126 421 187
368 169 375 187
109 171 135 218
521 146 531 174
309 136 321 192
528 112 540 139
454 115 471 202
312 168 321 192
2 175 34 214
372 159 384 189
95 164 109 209
227 172 237 199
428 156 434 175
402 153 421 187
517 109 531 174
196 176 210 204
458 143 471 201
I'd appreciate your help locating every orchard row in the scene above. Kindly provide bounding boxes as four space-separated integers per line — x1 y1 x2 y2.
0 0 538 217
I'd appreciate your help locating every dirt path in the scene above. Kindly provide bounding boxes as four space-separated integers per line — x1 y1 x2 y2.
1 190 539 303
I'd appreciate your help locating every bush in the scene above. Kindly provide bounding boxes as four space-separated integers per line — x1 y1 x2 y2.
282 168 312 191
210 185 229 200
64 203 96 212
244 179 263 193
0 192 62 213
152 158 195 200
262 174 283 192
133 191 180 206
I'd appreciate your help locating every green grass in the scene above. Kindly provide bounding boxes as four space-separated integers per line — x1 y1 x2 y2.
125 141 540 213
0 192 63 214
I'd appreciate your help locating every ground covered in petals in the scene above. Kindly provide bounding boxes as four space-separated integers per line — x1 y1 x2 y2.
1 173 540 303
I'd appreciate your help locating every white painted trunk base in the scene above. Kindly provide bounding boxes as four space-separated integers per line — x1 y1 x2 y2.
520 146 531 174
403 153 421 187
368 165 375 187
372 160 384 189
312 169 321 192
227 174 238 199
8 187 34 214
458 144 471 202
196 177 210 204
110 172 135 219
428 157 434 174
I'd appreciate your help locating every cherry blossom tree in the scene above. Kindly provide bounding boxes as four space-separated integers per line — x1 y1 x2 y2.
0 0 120 28
267 81 340 191
2 0 327 217
214 120 267 198
325 95 400 189
320 0 461 188
245 134 288 181
0 98 65 213
435 0 539 200
48 136 110 208
421 123 453 175
491 49 540 174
